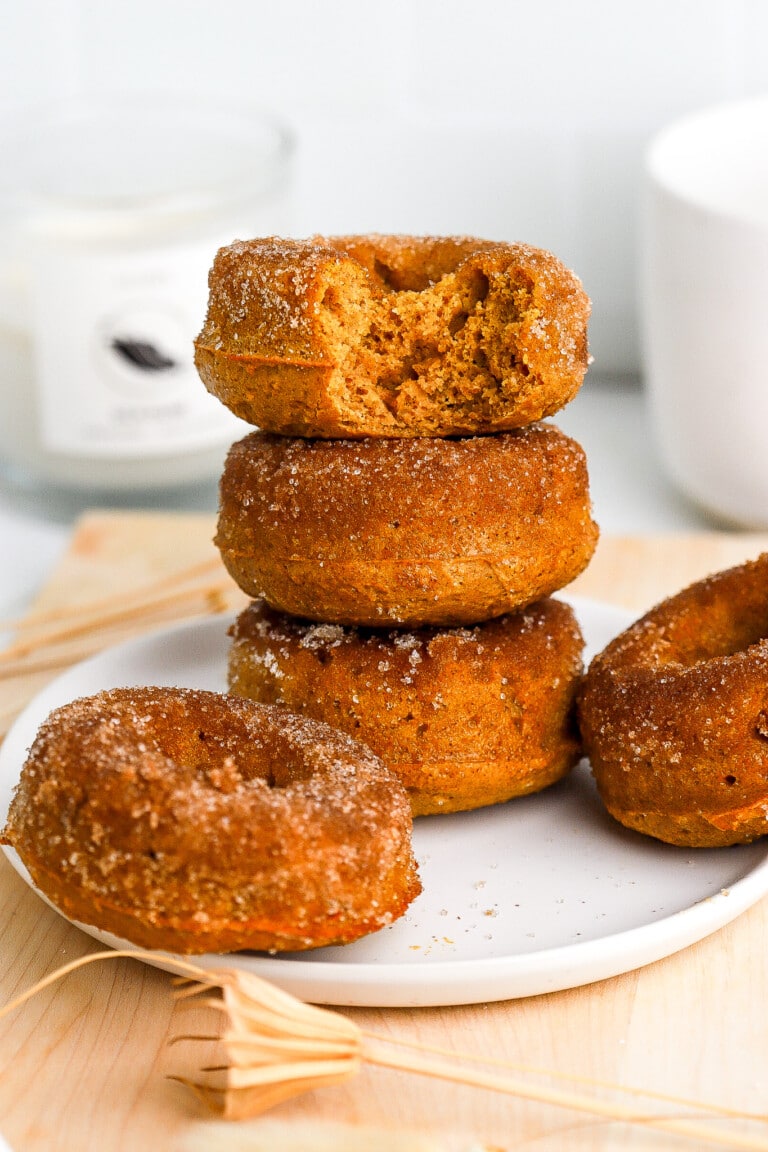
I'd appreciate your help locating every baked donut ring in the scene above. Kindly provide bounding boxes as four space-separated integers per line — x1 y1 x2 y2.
228 598 585 816
194 234 591 438
216 425 598 627
577 554 768 847
1 687 421 953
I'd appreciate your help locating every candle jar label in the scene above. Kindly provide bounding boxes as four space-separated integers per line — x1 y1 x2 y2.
30 241 245 459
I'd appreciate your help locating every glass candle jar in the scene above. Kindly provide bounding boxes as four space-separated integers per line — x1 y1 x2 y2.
0 95 293 507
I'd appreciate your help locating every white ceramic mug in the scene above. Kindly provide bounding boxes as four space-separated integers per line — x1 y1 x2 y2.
642 97 768 527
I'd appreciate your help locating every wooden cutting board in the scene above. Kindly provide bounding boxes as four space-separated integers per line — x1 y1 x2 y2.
1 513 768 1152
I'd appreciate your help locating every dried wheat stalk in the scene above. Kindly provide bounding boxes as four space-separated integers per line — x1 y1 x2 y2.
1 949 766 1149
0 559 237 666
0 557 224 645
0 560 243 738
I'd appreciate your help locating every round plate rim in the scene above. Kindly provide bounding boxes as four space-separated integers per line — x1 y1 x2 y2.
2 594 767 1007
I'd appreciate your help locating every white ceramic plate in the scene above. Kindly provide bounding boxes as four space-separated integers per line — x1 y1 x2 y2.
2 596 768 1008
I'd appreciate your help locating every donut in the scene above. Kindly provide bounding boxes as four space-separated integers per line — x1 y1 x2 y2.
216 425 599 628
577 554 768 847
1 687 421 953
194 234 591 438
227 599 586 815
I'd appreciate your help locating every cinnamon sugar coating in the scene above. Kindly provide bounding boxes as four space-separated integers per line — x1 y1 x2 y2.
228 599 585 816
1 688 421 953
578 554 768 847
194 234 590 438
216 426 598 627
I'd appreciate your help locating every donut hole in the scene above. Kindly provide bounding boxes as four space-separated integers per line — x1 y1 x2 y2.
660 606 768 667
678 630 768 665
364 242 490 293
724 775 738 786
139 706 289 791
372 258 432 293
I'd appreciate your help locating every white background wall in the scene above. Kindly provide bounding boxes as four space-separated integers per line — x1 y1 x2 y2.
2 0 767 380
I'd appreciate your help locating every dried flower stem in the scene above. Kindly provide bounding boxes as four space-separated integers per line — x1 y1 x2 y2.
362 1045 768 1151
0 564 239 686
362 1030 766 1123
0 949 209 1019
0 594 227 681
0 559 242 742
0 557 224 645
1 948 767 1149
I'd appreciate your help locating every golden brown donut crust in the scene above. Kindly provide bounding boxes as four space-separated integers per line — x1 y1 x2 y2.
1 687 421 953
194 234 591 438
228 599 585 816
577 554 768 847
216 426 598 627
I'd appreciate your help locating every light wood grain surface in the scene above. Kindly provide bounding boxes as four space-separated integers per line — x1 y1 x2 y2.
2 514 768 1152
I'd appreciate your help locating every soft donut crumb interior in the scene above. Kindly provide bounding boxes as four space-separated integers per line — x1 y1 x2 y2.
315 256 540 431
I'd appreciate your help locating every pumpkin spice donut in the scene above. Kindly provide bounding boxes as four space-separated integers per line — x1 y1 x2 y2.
577 553 768 847
1 687 421 953
227 598 586 816
194 234 591 438
216 424 598 627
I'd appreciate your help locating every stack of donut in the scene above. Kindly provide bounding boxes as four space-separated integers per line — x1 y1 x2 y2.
194 234 599 815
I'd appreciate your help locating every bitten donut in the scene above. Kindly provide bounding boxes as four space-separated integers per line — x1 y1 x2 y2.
1 687 421 953
578 554 768 847
216 425 598 627
227 598 585 816
194 234 591 438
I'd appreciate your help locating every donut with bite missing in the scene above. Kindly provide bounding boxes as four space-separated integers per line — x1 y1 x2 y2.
194 234 591 438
